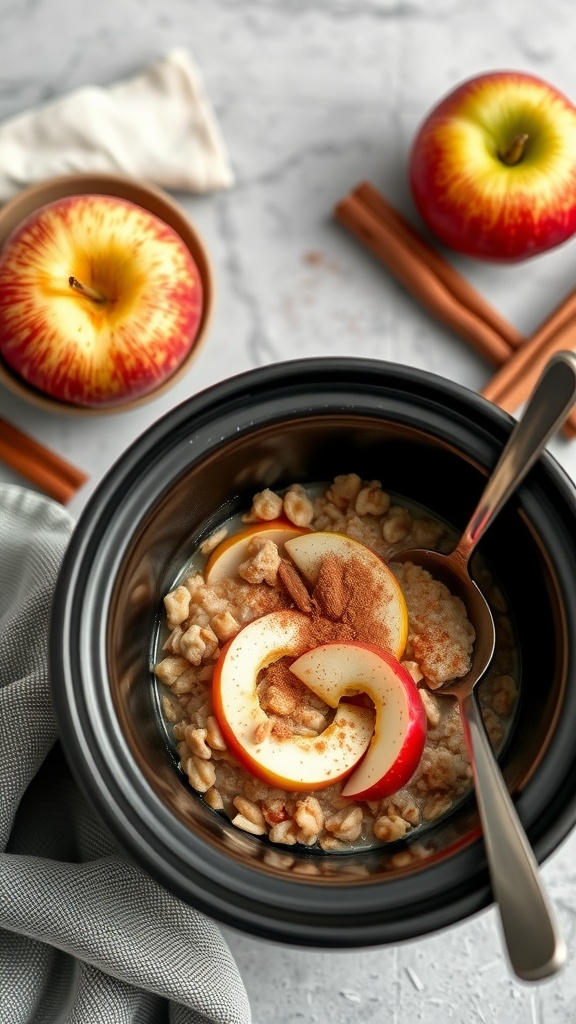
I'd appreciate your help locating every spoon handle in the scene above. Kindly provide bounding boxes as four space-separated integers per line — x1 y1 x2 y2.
460 689 566 981
457 350 576 562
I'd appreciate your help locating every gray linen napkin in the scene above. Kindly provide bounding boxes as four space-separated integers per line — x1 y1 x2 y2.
0 484 251 1024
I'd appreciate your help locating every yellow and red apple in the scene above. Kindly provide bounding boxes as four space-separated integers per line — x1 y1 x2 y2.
284 531 408 660
409 71 576 261
205 520 309 586
290 642 427 801
0 194 203 406
212 610 374 791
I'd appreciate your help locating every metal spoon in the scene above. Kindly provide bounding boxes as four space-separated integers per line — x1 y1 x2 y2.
394 350 576 982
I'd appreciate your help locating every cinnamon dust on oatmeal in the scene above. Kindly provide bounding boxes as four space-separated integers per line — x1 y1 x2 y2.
257 553 396 724
311 554 397 650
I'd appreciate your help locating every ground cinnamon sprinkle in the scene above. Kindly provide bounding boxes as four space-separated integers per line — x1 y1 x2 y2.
257 553 399 726
311 553 395 650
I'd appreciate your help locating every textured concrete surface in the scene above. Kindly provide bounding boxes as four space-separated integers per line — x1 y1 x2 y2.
2 0 576 1018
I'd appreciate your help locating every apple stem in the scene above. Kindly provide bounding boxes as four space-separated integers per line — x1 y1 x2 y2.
498 133 529 166
68 276 106 303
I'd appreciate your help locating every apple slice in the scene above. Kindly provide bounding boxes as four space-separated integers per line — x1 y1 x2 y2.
205 520 309 586
284 532 408 660
290 642 427 801
212 610 374 790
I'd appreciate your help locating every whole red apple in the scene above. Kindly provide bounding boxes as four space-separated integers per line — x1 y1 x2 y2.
409 71 576 262
0 194 203 406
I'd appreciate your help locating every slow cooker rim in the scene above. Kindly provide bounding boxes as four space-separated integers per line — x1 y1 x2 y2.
50 357 576 945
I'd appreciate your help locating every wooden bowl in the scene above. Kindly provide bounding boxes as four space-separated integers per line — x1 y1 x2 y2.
0 172 214 415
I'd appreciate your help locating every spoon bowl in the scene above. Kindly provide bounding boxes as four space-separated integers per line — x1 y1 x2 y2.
394 350 576 981
394 547 496 701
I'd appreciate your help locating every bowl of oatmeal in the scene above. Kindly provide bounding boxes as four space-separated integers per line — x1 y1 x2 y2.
50 357 576 947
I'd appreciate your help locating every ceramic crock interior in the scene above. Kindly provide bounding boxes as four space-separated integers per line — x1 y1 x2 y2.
107 416 564 880
52 358 576 946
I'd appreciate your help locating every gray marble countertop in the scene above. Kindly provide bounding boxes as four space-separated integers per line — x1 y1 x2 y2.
2 0 576 1020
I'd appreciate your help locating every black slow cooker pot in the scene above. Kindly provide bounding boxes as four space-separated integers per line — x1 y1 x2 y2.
50 358 576 947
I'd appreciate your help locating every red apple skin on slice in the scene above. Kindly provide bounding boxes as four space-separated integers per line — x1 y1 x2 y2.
290 641 427 801
204 520 309 586
284 531 409 660
212 611 374 791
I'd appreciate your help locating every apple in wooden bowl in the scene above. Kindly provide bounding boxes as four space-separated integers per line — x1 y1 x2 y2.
0 173 213 414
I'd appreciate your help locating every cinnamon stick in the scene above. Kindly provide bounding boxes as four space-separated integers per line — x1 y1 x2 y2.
335 192 514 366
480 315 576 439
335 182 576 439
0 417 88 504
481 290 576 437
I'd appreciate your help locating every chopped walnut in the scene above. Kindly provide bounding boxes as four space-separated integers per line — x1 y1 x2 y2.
211 610 240 642
172 667 198 695
204 787 224 811
232 813 266 836
416 748 457 792
386 794 420 826
325 806 363 842
183 755 216 793
163 626 185 655
373 813 411 842
247 488 283 522
318 834 348 852
355 482 390 517
294 796 324 840
184 725 212 759
179 624 207 666
154 655 190 687
189 699 211 728
323 501 347 524
325 473 362 509
199 625 219 661
161 695 179 722
269 819 298 846
283 485 314 527
206 715 227 751
233 796 266 829
238 540 281 585
163 586 191 629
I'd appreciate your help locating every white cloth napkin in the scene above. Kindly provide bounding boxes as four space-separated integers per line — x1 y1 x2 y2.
0 49 234 203
0 484 251 1024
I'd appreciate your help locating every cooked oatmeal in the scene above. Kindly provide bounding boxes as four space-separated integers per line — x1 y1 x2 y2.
154 474 519 851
